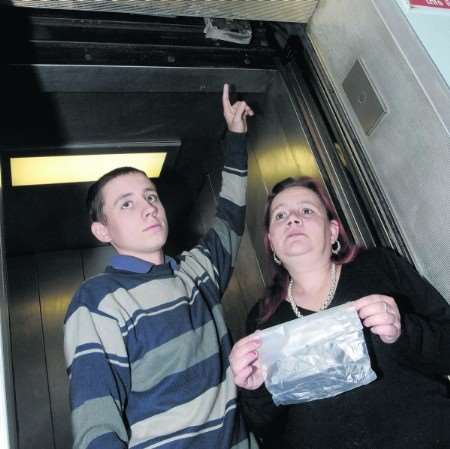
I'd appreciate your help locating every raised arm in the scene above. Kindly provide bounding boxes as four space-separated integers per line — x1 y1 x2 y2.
183 84 253 296
222 83 254 133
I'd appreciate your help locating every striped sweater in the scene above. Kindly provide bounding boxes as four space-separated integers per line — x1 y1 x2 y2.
64 132 259 449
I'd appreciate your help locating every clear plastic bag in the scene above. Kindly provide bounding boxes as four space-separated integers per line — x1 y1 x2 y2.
258 303 377 405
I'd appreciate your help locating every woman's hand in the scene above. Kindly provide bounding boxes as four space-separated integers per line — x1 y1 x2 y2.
229 333 264 390
222 83 254 133
353 294 402 344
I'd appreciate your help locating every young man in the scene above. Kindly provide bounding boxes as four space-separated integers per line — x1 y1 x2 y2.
64 85 258 449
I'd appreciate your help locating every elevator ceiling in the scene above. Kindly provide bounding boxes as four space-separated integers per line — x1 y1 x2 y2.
1 8 282 256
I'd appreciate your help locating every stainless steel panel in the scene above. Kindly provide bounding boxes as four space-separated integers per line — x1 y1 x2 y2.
246 73 326 283
8 0 319 23
24 65 276 94
343 59 386 136
8 248 116 449
232 229 265 315
247 140 272 283
37 251 84 449
82 246 116 279
0 165 16 449
222 273 250 340
308 0 450 301
8 257 54 449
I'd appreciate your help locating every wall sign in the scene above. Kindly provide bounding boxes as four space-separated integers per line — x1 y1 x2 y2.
409 0 450 9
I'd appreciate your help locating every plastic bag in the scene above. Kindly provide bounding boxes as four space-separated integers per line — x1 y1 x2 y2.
258 303 377 405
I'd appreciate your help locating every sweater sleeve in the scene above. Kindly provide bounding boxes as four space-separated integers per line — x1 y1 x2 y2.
380 248 450 374
195 131 248 296
64 287 130 449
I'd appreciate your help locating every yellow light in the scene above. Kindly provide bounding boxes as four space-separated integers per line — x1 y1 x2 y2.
10 153 167 186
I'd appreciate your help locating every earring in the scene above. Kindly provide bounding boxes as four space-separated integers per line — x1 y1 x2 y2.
331 239 341 255
273 252 282 265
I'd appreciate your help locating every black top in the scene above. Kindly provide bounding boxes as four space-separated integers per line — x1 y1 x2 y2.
240 248 450 449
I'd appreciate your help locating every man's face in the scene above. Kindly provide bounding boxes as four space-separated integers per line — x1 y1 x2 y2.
91 172 168 264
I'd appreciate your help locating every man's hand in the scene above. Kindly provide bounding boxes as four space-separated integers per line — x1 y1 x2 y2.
222 83 254 133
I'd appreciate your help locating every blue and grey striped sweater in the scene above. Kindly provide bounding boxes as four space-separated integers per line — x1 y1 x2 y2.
64 132 259 449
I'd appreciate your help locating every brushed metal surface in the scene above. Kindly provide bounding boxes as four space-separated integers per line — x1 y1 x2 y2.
25 65 276 94
343 59 386 136
8 257 55 449
0 164 15 449
8 0 319 23
308 0 450 301
36 251 83 449
82 246 116 279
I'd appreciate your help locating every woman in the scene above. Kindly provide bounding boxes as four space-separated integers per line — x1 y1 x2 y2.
230 177 450 449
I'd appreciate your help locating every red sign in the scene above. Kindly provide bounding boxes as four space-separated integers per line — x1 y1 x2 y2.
409 0 450 8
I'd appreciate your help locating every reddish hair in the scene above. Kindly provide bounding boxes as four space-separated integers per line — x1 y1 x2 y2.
259 177 358 323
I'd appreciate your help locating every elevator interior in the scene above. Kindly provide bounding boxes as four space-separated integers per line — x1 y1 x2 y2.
1 3 449 449
0 9 341 449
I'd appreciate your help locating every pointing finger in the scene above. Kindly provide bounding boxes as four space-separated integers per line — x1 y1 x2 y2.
222 83 232 112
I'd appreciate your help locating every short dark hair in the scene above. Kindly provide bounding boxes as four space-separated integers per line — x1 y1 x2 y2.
86 166 148 223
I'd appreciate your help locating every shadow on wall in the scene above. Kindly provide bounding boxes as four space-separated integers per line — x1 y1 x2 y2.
1 5 69 449
1 5 65 150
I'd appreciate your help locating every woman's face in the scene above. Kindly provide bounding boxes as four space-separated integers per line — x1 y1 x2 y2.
267 186 339 264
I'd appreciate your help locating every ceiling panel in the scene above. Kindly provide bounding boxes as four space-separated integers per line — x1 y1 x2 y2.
7 0 318 23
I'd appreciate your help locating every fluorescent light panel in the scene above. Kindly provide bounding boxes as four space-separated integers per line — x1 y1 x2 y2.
10 152 167 186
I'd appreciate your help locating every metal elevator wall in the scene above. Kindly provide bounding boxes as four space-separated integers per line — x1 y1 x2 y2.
306 0 450 302
2 3 450 449
8 247 114 449
0 161 16 449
